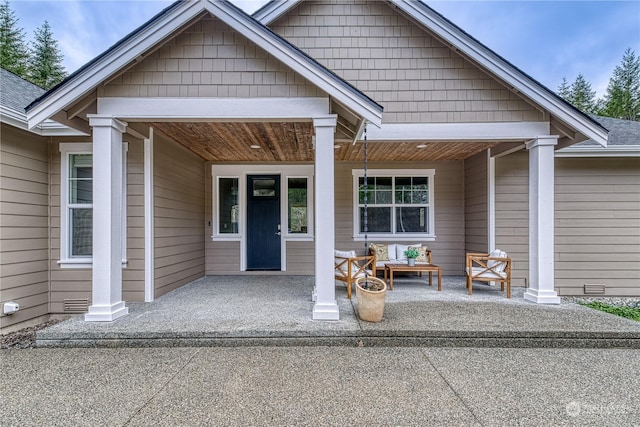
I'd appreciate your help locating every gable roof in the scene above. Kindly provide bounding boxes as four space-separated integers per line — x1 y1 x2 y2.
0 68 86 136
0 68 45 112
587 116 640 147
255 0 608 147
25 0 382 129
556 115 640 157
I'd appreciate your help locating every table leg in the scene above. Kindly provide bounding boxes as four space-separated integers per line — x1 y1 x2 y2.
428 271 432 286
389 270 394 290
438 268 442 291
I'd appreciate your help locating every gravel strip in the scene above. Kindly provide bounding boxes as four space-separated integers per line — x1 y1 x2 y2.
1 319 62 350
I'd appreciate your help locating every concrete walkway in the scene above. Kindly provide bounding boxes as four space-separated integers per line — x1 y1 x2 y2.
36 276 640 348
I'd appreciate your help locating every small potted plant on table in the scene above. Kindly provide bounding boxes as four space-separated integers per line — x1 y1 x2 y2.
405 248 419 266
355 276 387 322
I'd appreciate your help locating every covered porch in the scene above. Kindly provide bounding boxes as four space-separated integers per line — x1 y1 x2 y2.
35 275 640 348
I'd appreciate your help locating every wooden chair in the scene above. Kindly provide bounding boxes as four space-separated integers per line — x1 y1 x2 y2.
335 250 375 299
465 249 512 298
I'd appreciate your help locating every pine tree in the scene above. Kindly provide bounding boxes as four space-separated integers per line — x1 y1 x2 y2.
569 74 597 113
27 21 66 89
557 77 571 100
0 0 29 76
601 48 640 121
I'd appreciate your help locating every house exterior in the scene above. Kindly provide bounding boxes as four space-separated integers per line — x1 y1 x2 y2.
1 0 638 332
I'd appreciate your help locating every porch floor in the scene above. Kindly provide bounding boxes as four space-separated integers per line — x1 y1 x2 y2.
37 275 640 348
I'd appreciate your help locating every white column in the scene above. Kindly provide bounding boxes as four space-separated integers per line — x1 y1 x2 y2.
524 136 561 304
312 115 340 320
85 116 130 321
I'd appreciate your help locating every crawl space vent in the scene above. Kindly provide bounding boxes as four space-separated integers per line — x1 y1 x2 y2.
64 298 89 313
584 284 606 295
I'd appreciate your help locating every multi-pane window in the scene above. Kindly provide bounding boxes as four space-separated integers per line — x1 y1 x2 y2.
68 154 93 256
354 170 434 237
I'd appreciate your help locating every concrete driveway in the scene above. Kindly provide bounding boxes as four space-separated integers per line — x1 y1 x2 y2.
1 346 639 426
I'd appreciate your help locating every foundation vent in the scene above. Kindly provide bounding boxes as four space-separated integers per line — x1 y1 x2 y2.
584 284 606 295
64 298 89 313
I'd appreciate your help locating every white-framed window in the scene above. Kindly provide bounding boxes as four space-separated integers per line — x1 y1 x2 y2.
59 142 128 268
211 165 314 241
352 169 436 240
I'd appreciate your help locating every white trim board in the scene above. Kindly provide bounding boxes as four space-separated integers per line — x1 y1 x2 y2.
364 122 550 141
97 97 330 121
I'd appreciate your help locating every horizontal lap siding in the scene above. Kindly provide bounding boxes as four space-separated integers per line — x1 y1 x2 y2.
0 125 49 330
270 0 542 123
335 161 464 275
555 157 640 296
495 152 528 286
123 139 145 301
154 132 205 297
286 241 314 274
104 17 324 99
464 151 488 253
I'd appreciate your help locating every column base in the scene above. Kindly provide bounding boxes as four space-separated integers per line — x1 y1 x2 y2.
524 289 561 304
84 301 129 322
312 301 340 320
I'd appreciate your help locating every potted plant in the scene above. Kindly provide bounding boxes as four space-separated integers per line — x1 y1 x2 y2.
405 248 419 266
355 276 387 322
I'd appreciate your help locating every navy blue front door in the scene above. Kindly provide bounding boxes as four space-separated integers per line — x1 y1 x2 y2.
247 175 281 270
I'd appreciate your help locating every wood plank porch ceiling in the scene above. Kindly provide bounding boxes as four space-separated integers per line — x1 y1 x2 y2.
149 122 500 162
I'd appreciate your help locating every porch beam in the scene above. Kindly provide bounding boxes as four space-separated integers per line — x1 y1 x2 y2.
97 97 331 121
85 115 130 321
365 122 550 141
524 135 561 304
312 115 340 320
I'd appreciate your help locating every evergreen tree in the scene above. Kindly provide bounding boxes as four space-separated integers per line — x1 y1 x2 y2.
601 48 640 121
27 21 66 89
569 73 597 113
557 77 571 100
0 0 29 76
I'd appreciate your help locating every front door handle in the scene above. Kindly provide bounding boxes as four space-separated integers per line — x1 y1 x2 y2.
275 231 281 236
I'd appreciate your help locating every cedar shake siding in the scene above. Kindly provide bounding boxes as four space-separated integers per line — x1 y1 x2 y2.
555 157 640 296
269 0 543 124
0 124 50 330
154 131 205 297
104 16 326 99
464 151 489 254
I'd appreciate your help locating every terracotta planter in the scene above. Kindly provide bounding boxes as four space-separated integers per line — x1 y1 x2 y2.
355 277 387 322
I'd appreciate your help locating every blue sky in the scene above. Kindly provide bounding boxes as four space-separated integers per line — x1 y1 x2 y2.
10 0 640 97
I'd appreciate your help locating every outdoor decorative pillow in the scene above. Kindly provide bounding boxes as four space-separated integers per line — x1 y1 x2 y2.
409 246 429 263
369 243 389 261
